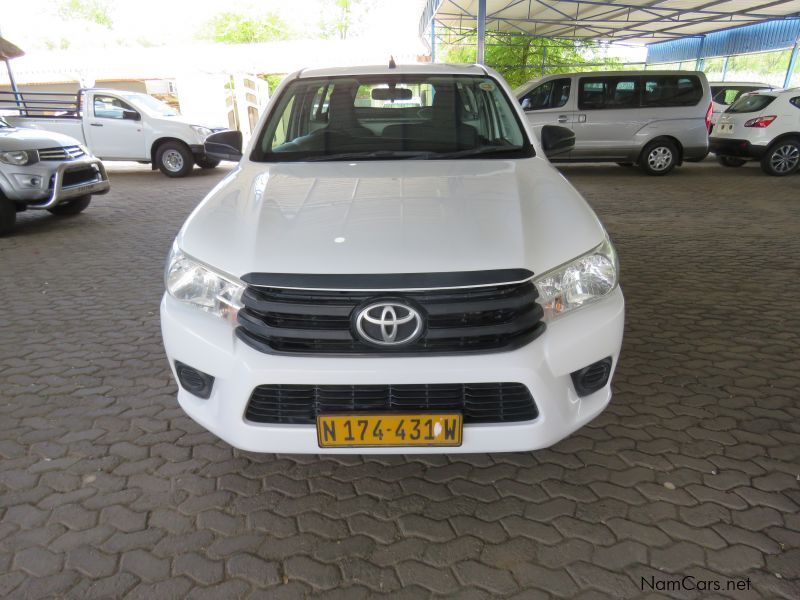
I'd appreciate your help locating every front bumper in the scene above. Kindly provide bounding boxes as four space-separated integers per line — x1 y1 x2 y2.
160 287 625 454
709 137 767 160
1 158 110 208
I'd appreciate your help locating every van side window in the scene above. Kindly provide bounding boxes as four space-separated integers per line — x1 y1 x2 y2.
578 78 639 110
790 97 800 109
643 76 703 107
521 78 571 110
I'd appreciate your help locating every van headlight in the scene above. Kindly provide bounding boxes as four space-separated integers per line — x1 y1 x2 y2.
534 238 619 321
165 242 244 323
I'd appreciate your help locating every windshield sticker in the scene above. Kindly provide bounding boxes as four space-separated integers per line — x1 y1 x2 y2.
479 82 495 92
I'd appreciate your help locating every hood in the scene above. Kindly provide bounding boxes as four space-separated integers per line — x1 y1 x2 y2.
153 113 226 130
178 157 607 280
0 126 83 150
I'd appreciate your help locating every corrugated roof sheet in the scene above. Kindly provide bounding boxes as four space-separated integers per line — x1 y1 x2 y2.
647 19 800 63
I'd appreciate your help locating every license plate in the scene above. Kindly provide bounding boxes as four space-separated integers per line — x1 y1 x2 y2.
317 413 462 448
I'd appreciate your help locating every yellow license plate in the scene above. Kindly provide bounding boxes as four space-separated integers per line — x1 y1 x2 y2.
317 413 462 448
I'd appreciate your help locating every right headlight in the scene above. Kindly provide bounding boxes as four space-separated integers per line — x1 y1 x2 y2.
0 150 38 166
533 237 619 321
165 241 244 324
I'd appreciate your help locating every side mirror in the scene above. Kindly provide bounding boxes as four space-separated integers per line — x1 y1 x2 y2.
540 125 574 158
204 130 243 162
123 109 141 121
520 98 532 111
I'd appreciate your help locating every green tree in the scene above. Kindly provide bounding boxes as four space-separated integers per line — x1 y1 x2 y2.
319 0 369 40
58 0 113 28
201 12 292 44
444 34 623 88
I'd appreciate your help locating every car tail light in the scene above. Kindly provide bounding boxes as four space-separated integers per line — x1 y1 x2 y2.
705 102 713 132
744 115 777 128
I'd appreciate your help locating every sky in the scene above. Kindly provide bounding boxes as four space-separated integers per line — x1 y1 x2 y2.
0 0 429 51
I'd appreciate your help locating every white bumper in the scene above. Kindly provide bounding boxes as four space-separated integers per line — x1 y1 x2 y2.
160 288 625 454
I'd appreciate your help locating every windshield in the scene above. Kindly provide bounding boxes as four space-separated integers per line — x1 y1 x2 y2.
123 93 179 117
252 74 533 162
726 94 775 114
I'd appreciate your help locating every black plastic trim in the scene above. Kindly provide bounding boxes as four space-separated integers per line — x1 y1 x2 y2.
570 357 613 397
174 361 215 399
241 269 534 290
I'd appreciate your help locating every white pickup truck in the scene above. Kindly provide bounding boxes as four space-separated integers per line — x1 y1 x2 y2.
2 89 228 177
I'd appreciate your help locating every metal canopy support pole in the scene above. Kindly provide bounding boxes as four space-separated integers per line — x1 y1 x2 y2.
3 58 25 112
477 0 486 64
431 18 436 63
784 42 799 88
721 55 729 81
695 36 706 71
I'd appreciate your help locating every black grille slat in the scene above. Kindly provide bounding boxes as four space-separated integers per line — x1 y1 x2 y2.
237 277 545 356
245 383 538 424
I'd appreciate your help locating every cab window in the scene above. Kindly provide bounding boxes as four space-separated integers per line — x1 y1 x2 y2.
93 95 135 119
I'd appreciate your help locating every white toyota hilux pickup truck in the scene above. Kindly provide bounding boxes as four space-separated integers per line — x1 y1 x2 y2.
0 117 109 234
161 64 625 454
4 88 226 177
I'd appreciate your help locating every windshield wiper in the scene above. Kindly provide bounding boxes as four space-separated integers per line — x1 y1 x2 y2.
303 150 434 162
428 145 527 160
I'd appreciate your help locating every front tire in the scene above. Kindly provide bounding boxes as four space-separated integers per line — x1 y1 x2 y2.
760 139 800 176
156 141 194 177
0 197 16 235
48 195 91 216
195 156 220 170
717 155 746 168
639 139 678 175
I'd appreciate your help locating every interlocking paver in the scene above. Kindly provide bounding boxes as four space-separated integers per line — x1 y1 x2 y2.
0 162 797 598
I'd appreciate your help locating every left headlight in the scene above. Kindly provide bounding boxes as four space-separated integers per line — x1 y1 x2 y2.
165 242 244 324
191 125 213 141
0 150 38 166
533 237 619 321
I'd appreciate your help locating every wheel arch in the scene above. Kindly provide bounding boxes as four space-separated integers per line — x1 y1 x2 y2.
765 132 800 151
638 135 684 166
150 137 193 165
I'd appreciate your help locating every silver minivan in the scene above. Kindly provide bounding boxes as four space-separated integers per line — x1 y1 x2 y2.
516 70 712 175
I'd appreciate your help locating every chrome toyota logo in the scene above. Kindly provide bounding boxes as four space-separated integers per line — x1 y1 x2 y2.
354 301 424 346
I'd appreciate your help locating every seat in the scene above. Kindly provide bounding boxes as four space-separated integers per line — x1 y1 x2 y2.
382 86 478 150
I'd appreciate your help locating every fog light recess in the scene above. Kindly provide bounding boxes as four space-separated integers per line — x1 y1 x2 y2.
175 361 214 399
570 357 613 397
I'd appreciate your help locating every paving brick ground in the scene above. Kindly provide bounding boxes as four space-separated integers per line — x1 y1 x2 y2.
1 160 798 599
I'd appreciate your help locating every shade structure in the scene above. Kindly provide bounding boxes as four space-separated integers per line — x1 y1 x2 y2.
420 1 800 44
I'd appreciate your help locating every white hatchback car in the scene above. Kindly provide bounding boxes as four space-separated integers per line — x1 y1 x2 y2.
710 88 800 175
161 64 625 454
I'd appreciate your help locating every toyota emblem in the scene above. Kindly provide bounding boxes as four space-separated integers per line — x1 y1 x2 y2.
354 301 424 346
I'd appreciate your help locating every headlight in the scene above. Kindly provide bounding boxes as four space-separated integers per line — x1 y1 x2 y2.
0 150 38 166
165 242 244 323
191 125 212 140
534 237 619 321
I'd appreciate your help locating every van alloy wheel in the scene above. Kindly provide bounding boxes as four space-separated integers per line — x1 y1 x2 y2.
647 146 673 172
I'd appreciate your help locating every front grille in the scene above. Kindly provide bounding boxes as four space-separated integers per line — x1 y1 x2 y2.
62 166 99 187
245 383 538 424
38 145 86 161
236 277 545 355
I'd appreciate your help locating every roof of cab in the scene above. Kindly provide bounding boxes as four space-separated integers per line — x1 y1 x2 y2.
296 63 488 79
